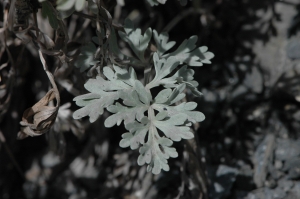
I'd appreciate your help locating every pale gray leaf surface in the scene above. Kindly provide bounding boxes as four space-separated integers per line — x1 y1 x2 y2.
165 84 186 105
120 106 192 174
153 113 194 141
163 36 214 66
73 66 134 123
162 65 203 96
153 30 176 57
119 118 149 149
118 19 152 62
74 42 98 72
152 85 186 106
116 66 137 87
146 53 179 89
152 84 204 123
153 102 205 123
71 22 214 175
146 55 202 96
105 80 152 127
105 101 147 127
153 89 172 104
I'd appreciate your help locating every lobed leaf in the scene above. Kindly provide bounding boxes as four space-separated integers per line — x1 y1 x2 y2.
163 65 203 97
119 19 152 62
153 102 205 123
152 84 205 123
72 21 214 175
120 105 192 174
153 30 176 57
163 36 214 66
105 80 152 127
73 66 135 122
74 42 98 72
146 53 179 89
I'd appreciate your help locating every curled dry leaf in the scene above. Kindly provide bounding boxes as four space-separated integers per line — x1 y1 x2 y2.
18 51 61 139
18 88 59 139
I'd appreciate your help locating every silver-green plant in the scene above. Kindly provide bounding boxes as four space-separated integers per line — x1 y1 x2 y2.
73 18 214 174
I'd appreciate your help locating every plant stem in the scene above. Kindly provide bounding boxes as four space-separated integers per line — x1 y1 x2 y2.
0 130 24 179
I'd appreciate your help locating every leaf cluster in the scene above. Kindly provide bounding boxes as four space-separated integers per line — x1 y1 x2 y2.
73 19 214 174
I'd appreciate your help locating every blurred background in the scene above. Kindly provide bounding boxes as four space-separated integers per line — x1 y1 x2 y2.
1 0 300 198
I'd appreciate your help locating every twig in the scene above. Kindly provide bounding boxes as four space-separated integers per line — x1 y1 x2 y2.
0 130 24 179
73 19 91 40
74 11 95 21
38 50 61 107
73 11 124 31
7 0 16 31
33 12 39 38
162 7 204 32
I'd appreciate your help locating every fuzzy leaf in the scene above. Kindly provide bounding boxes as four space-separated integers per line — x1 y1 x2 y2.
153 89 172 104
72 22 214 175
154 114 194 141
163 35 214 67
147 53 179 89
105 80 151 127
121 107 190 174
153 30 176 57
74 42 98 72
119 19 152 62
124 120 176 175
153 102 205 123
73 66 134 122
163 65 203 96
120 119 148 149
152 84 204 123
146 55 203 96
120 84 198 174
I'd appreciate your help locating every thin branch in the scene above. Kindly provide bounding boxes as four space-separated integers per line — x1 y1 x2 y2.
73 19 91 40
74 11 95 21
73 11 124 31
0 130 24 179
33 11 39 38
38 50 61 107
162 8 204 33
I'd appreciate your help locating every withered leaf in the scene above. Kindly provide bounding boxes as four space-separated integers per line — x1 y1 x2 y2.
18 89 59 139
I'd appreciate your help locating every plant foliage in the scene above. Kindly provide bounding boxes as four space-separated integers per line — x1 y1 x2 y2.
73 19 214 174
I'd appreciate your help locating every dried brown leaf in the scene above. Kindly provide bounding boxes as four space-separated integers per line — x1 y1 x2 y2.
18 88 59 139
